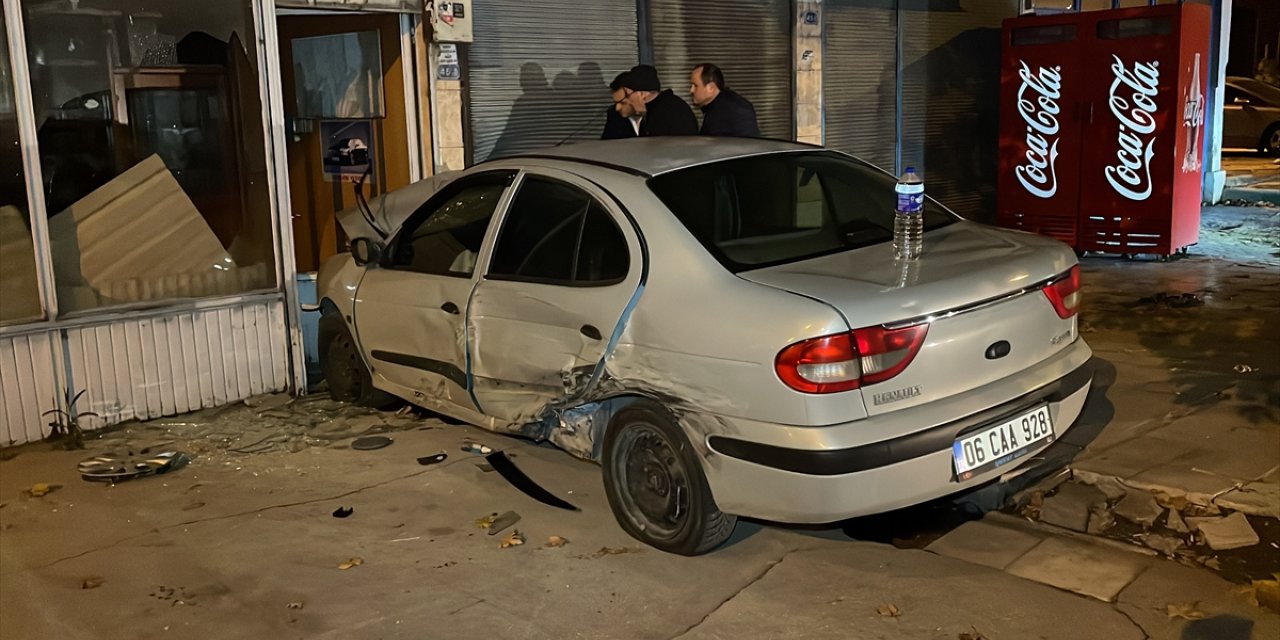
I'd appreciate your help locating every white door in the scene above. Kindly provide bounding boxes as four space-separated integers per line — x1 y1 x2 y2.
468 170 642 425
354 170 516 410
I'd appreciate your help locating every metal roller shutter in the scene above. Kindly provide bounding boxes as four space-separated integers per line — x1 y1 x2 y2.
900 1 1019 220
648 0 793 139
467 0 638 162
824 0 898 171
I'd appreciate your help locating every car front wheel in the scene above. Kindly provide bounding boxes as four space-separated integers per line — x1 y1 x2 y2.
602 402 736 556
320 314 399 409
1263 123 1280 156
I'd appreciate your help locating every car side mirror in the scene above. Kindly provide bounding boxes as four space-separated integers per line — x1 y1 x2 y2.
351 237 383 267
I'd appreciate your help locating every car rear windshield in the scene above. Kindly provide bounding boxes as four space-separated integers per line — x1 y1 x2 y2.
648 151 958 272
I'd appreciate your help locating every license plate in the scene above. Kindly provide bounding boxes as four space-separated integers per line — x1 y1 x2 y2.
952 404 1053 481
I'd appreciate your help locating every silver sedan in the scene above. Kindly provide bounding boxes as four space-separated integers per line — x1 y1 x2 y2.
318 137 1093 555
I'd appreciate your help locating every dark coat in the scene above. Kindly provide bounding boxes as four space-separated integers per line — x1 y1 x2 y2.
638 90 698 137
601 106 637 140
699 88 760 137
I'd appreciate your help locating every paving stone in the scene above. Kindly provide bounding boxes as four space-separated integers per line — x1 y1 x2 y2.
1135 533 1183 556
1005 536 1151 602
1113 490 1164 528
1195 512 1260 551
1214 479 1280 520
1165 508 1190 533
1039 482 1107 532
926 519 1045 571
1075 471 1129 501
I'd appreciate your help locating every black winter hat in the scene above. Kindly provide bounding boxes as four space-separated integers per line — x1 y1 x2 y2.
624 65 661 91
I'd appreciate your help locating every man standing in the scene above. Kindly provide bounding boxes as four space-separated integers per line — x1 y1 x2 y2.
602 71 640 139
617 65 698 137
689 63 759 137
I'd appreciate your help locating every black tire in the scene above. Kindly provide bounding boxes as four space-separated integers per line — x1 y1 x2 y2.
1263 124 1280 157
601 402 736 556
319 314 399 409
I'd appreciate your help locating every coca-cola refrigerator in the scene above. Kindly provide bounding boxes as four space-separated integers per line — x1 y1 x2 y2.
996 3 1211 257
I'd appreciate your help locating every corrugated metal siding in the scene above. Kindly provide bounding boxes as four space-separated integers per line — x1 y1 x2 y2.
901 1 1018 221
0 331 59 446
40 299 289 439
649 0 793 139
468 0 638 162
825 0 898 170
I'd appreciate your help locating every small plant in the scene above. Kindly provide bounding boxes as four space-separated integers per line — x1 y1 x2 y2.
43 388 98 450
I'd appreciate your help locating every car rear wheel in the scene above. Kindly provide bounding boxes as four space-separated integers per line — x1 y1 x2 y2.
320 314 399 409
602 402 736 556
1263 124 1280 156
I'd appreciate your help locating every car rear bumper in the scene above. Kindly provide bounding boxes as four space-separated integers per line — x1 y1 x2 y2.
695 339 1094 523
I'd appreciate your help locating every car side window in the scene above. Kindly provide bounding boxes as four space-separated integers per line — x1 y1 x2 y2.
488 176 630 286
387 174 510 276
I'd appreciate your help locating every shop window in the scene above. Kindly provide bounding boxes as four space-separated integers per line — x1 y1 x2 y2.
22 0 276 314
1 26 44 324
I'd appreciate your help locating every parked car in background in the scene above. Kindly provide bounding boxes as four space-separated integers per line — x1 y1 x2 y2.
317 137 1094 555
1223 76 1280 155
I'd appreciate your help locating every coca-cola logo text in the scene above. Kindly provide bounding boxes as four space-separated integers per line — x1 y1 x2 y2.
1105 56 1160 201
1014 61 1062 199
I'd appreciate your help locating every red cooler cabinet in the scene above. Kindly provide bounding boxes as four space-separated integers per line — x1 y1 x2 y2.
997 3 1211 256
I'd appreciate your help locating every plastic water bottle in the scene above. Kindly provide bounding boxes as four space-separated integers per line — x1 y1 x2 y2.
894 167 925 261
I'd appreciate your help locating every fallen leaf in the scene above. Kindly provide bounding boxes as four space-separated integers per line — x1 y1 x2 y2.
81 577 105 589
499 530 525 549
545 535 569 548
337 557 364 570
475 513 497 530
26 483 61 498
286 601 304 610
876 603 902 618
1238 577 1280 614
1166 603 1207 620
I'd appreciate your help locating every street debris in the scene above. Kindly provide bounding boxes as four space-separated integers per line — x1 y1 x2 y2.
1137 533 1184 556
416 452 448 465
958 628 988 640
1233 364 1257 374
1165 508 1190 533
1194 512 1260 550
875 603 902 618
545 535 570 548
24 483 61 498
1038 482 1105 533
475 463 495 472
1237 575 1280 613
577 546 644 559
77 451 190 483
487 510 521 536
337 557 364 570
1165 602 1207 620
499 530 525 548
150 586 194 606
286 601 304 610
461 442 493 455
1087 503 1115 534
475 513 497 530
332 506 354 518
81 576 105 589
487 451 579 511
243 393 292 410
350 435 393 451
1114 490 1163 527
1136 292 1204 308
391 536 421 543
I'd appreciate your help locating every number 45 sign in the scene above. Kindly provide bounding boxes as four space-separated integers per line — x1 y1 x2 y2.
437 44 460 81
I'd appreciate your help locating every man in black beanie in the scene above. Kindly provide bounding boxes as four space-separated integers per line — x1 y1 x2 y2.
614 65 698 137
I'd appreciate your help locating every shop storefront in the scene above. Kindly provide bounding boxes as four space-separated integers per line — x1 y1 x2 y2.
0 0 431 445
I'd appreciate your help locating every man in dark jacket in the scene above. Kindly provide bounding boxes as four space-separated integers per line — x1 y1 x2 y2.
689 63 760 137
616 65 698 137
602 71 639 139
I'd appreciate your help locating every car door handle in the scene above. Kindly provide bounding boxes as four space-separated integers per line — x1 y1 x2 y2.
441 301 460 315
580 324 602 340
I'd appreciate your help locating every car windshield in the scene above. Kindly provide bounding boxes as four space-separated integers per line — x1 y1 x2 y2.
648 151 959 272
1231 78 1280 106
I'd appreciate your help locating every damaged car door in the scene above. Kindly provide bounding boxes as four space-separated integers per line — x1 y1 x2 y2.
353 170 516 411
467 171 641 425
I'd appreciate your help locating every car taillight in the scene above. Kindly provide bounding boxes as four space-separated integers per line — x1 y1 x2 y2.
775 324 929 394
1043 265 1081 319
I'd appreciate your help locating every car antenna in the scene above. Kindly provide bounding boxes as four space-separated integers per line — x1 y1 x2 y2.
354 163 388 240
